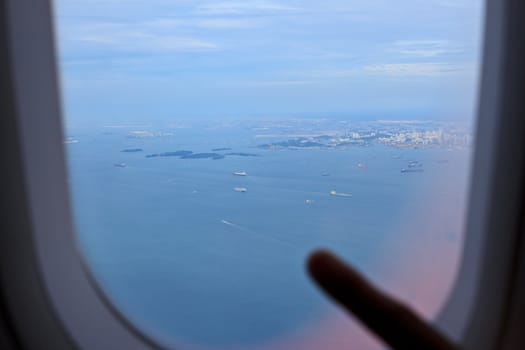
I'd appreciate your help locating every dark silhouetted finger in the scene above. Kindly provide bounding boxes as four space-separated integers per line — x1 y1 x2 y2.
307 250 459 350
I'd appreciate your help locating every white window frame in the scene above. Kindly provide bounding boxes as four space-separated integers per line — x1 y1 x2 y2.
0 0 524 349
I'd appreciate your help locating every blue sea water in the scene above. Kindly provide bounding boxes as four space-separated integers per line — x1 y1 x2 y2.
65 126 470 349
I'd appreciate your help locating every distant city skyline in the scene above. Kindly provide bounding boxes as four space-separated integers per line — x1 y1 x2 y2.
54 0 485 125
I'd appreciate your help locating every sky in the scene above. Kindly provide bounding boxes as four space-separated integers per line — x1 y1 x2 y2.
53 0 485 125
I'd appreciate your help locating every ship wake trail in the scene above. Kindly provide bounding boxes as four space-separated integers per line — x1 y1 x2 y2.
220 219 294 247
220 220 244 229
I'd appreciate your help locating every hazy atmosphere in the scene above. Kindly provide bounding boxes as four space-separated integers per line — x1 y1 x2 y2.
54 0 484 124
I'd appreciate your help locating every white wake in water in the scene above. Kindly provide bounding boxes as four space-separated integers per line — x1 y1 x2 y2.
220 219 242 229
220 219 293 247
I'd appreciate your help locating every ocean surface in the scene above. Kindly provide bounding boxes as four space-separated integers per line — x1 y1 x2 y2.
65 126 471 350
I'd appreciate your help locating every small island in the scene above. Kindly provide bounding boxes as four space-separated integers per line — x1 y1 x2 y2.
181 153 225 160
144 149 256 160
257 135 372 150
225 152 259 157
160 151 193 157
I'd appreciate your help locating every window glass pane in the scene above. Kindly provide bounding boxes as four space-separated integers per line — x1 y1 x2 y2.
53 1 484 349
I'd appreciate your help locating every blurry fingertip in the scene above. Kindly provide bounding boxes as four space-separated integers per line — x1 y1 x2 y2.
306 249 336 275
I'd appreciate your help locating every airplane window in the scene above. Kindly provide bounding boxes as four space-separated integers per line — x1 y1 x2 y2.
52 0 485 349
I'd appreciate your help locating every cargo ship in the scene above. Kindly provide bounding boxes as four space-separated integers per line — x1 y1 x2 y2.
330 191 352 197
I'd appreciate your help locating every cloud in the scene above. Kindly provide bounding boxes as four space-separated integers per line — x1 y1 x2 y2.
79 32 219 52
390 40 463 57
300 61 472 79
247 80 314 87
196 1 298 15
145 17 261 29
306 69 358 78
192 18 261 28
362 63 466 76
436 0 472 8
63 20 220 55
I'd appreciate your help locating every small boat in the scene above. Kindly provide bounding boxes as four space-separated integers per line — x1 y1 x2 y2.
64 137 79 144
233 171 247 176
356 163 368 169
305 199 315 204
114 163 127 168
234 187 247 193
321 173 330 177
401 168 424 173
330 190 352 197
408 162 423 168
